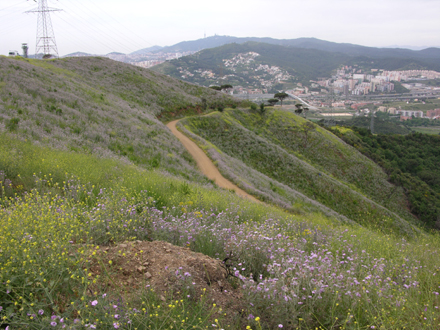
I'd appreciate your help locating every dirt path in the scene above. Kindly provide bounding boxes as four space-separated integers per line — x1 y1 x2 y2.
167 120 259 203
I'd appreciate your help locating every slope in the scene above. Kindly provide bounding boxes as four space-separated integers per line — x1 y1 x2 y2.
0 56 241 181
2 56 440 330
180 109 420 235
153 35 440 60
152 41 440 89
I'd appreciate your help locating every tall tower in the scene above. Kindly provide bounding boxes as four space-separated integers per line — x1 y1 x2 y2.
26 0 62 59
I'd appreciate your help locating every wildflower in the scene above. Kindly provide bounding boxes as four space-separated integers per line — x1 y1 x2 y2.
51 321 57 326
91 300 98 306
113 323 120 329
278 325 283 328
38 309 44 315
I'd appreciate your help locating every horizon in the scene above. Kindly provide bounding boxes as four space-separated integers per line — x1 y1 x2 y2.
1 0 440 57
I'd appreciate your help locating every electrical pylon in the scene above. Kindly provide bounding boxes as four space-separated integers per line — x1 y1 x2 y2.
26 0 62 59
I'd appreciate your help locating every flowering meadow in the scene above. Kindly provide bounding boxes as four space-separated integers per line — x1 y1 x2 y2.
1 131 440 330
1 55 440 329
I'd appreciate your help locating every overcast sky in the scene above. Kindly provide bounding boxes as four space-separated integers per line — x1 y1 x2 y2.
1 0 440 56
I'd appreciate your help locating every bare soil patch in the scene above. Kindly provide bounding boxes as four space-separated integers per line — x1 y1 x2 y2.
86 240 243 314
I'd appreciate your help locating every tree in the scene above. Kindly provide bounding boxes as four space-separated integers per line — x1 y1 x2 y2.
209 85 221 91
274 92 289 107
294 103 303 115
220 84 233 91
303 107 309 118
267 98 279 106
259 103 266 115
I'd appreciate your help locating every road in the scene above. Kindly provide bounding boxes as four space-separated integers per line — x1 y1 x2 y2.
166 119 260 203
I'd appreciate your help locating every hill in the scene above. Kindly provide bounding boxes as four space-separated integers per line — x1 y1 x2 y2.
1 56 440 330
151 35 440 60
180 109 421 233
151 41 440 90
0 55 242 180
130 45 163 55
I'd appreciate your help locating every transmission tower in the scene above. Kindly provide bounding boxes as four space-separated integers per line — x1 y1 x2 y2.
26 0 62 59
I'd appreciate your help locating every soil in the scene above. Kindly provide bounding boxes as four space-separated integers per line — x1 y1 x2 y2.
87 240 243 315
166 119 259 203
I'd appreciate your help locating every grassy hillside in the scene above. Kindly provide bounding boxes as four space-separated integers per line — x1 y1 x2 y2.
1 57 440 330
330 127 440 228
0 56 247 181
1 125 440 330
181 109 420 234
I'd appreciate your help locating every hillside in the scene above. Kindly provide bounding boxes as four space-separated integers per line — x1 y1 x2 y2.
1 57 440 330
152 35 440 60
180 109 421 234
152 41 440 90
0 56 243 181
330 127 440 228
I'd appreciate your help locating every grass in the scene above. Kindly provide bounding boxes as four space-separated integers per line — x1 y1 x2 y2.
0 56 246 183
410 126 440 135
1 55 440 329
181 109 418 235
1 133 440 329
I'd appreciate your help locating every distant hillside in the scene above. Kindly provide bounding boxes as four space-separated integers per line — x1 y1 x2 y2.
152 41 440 91
151 35 440 60
130 46 163 55
63 52 93 58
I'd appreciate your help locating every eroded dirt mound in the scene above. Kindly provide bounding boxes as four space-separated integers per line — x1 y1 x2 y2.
88 240 241 310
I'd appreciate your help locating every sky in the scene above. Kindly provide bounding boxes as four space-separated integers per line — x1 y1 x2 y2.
1 0 440 56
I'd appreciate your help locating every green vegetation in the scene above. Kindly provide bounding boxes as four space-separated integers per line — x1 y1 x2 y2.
411 126 440 134
382 97 440 111
2 56 440 329
181 109 419 234
326 116 411 135
152 41 440 89
330 127 440 228
403 117 440 127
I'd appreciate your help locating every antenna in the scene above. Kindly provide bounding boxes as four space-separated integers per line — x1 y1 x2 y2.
26 0 62 59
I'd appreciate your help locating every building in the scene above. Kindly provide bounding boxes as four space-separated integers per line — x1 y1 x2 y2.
426 109 440 118
396 110 424 118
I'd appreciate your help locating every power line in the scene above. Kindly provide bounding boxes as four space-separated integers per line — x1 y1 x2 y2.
54 4 135 54
25 0 62 58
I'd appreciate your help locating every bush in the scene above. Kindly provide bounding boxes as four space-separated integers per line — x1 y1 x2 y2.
6 117 19 131
250 104 257 111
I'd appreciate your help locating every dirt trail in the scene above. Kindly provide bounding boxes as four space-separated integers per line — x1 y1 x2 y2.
167 120 259 203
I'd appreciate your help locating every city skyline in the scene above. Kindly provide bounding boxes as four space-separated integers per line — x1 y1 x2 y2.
1 0 440 56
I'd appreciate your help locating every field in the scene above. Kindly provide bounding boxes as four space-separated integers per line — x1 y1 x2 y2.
382 98 440 112
411 126 440 135
1 133 440 329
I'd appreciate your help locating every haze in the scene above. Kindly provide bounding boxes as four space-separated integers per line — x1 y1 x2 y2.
1 0 439 56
